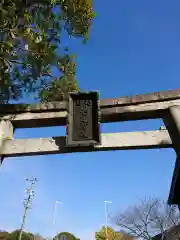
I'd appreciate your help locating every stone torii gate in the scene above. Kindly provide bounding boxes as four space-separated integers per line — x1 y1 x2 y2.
1 89 180 205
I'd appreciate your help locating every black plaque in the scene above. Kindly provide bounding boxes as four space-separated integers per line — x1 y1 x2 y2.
66 91 100 147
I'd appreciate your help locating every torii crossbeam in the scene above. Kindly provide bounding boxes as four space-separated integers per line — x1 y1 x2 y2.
1 88 180 205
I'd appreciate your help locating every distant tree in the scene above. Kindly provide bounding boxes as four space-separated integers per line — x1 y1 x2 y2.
0 231 9 240
95 226 135 240
96 226 117 240
27 233 34 239
53 232 80 240
7 230 33 240
114 198 180 240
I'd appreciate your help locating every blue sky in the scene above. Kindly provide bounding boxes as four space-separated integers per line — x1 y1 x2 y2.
0 0 180 239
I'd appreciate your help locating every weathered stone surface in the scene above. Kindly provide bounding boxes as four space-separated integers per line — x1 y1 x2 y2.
0 121 13 163
0 121 13 144
101 88 180 106
0 88 180 114
1 130 172 157
1 99 180 128
0 101 67 114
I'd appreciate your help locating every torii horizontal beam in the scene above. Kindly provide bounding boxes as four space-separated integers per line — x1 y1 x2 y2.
1 88 180 128
1 130 171 157
1 89 180 205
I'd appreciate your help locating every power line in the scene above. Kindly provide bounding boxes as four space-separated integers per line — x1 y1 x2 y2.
18 177 37 240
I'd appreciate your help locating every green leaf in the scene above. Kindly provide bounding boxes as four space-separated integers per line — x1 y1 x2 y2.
0 0 94 103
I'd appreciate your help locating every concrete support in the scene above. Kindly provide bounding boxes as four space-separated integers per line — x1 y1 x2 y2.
0 121 13 165
163 106 180 204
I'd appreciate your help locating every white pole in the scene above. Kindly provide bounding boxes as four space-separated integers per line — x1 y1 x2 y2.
53 201 63 240
104 201 112 240
53 201 63 225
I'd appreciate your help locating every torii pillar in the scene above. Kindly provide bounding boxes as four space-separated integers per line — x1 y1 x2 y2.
0 121 14 165
164 106 180 206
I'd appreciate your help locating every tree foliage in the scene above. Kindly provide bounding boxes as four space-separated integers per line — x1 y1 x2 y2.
0 0 95 103
39 53 79 102
0 230 46 240
6 230 33 240
0 231 9 240
114 198 180 240
95 226 135 240
54 232 80 240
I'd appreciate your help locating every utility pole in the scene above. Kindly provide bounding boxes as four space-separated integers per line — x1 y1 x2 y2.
18 177 37 240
